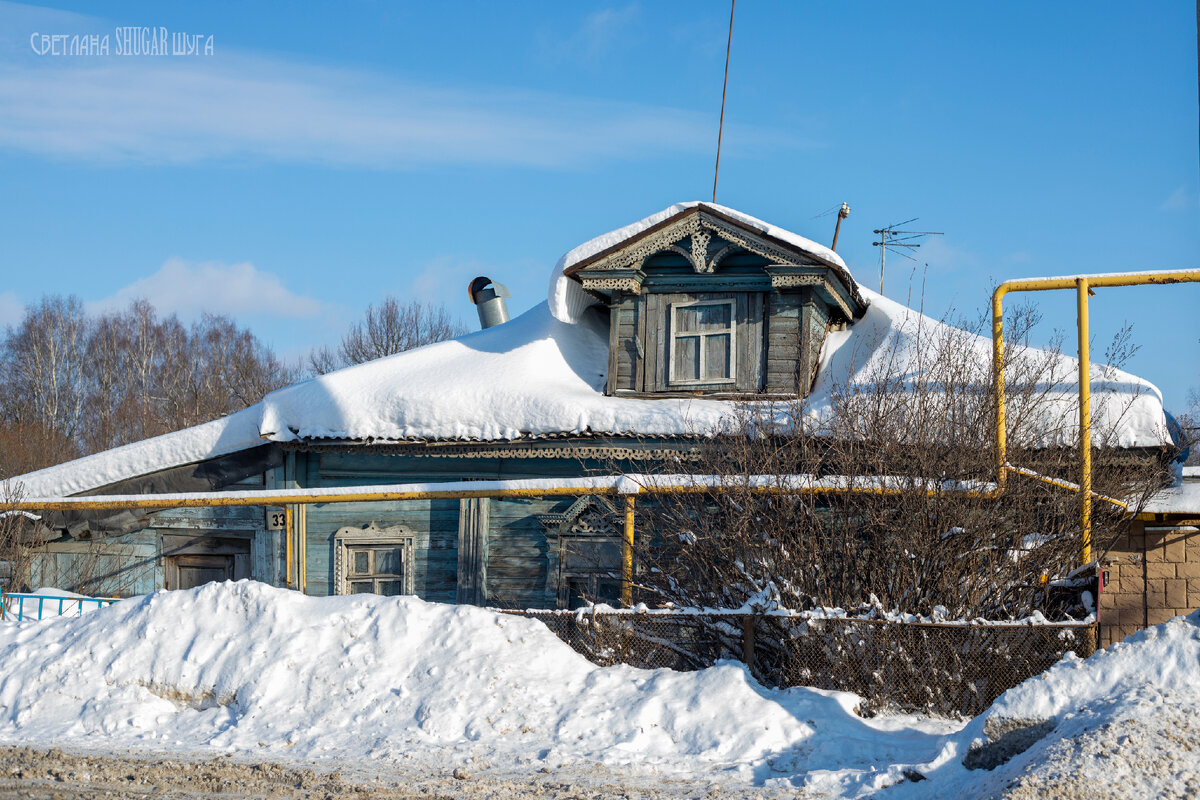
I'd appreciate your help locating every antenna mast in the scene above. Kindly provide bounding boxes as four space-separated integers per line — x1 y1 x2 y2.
712 0 736 203
872 219 943 295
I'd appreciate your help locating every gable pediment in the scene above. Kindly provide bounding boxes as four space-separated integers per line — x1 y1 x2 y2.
567 205 864 320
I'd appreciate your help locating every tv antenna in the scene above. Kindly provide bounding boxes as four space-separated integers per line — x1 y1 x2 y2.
872 218 942 295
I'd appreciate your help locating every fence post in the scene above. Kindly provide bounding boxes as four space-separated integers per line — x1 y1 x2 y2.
742 614 756 668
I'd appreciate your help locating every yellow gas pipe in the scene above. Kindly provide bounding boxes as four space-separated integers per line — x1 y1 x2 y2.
992 268 1200 565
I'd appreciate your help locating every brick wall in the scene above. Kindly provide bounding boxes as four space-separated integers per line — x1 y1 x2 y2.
1098 519 1200 648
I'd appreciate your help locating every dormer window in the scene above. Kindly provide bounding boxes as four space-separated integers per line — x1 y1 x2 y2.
670 299 735 384
565 204 867 398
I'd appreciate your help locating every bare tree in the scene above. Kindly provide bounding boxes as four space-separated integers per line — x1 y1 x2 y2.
0 296 300 478
0 296 90 450
309 298 466 374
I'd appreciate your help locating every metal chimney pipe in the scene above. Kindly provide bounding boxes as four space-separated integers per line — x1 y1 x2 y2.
468 276 511 329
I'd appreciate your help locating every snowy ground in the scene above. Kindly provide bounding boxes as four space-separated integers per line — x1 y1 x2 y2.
0 582 1196 799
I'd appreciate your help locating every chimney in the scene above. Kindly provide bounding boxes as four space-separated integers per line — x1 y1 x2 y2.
468 276 511 329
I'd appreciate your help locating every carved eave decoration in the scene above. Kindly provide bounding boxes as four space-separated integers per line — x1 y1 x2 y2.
567 204 867 321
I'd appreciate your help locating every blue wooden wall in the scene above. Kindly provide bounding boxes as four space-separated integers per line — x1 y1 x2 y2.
32 447 623 607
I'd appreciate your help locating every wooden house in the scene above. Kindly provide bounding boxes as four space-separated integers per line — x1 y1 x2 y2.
9 202 1187 639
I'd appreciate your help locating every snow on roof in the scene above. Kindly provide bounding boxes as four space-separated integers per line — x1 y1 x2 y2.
547 201 848 324
1143 481 1200 515
11 204 1171 499
811 288 1170 450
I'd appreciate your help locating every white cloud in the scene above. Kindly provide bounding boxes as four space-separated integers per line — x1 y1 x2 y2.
0 47 721 170
539 4 642 62
0 290 23 328
89 259 323 320
0 1 804 169
1160 186 1190 211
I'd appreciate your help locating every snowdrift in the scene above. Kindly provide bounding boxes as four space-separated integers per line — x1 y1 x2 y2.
0 582 1197 796
0 581 952 790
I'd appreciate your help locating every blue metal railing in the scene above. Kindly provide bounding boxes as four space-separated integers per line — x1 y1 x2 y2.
1 593 119 622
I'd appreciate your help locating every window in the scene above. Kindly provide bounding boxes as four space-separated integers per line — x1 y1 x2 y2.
346 544 406 596
669 299 735 384
333 524 414 596
559 536 622 609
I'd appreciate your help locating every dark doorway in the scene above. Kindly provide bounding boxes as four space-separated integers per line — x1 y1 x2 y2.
161 532 252 590
170 555 234 590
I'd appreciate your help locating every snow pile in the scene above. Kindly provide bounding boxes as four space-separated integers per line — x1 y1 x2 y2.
1144 481 1200 515
9 409 266 499
547 201 849 325
904 611 1200 799
0 581 954 789
0 582 1197 796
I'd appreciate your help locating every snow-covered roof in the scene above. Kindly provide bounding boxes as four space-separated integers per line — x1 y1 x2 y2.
1143 482 1200 516
12 204 1172 499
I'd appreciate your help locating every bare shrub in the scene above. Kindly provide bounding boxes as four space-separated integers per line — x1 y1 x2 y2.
0 482 42 593
626 303 1166 620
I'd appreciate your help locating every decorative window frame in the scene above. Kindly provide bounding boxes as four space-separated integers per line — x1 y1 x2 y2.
333 523 415 596
536 495 623 609
667 298 737 386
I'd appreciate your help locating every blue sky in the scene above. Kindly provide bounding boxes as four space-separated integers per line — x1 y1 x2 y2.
1 1 1197 410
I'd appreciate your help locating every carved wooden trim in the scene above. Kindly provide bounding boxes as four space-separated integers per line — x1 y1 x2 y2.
572 210 813 277
332 522 416 596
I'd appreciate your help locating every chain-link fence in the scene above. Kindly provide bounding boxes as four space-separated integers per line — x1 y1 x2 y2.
505 609 1095 717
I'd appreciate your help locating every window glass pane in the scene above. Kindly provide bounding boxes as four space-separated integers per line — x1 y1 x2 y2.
675 306 700 333
567 579 590 610
349 581 374 594
565 539 621 572
351 550 370 575
374 547 403 576
703 333 731 381
376 580 402 597
697 303 731 331
595 581 622 604
673 336 700 382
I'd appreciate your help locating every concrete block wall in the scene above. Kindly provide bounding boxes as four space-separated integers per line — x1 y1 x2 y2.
1098 519 1200 648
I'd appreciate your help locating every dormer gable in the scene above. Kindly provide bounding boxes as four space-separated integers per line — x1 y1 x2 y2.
564 204 867 398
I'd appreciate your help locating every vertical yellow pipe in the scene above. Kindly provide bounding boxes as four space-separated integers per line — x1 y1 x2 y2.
992 287 1008 488
622 495 636 606
284 505 294 589
1076 278 1092 565
298 504 308 595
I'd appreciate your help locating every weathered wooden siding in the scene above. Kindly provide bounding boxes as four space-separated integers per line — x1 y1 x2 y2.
799 296 830 393
483 496 568 609
303 498 460 601
294 451 624 606
33 533 159 596
31 500 270 597
765 291 803 394
608 295 642 394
